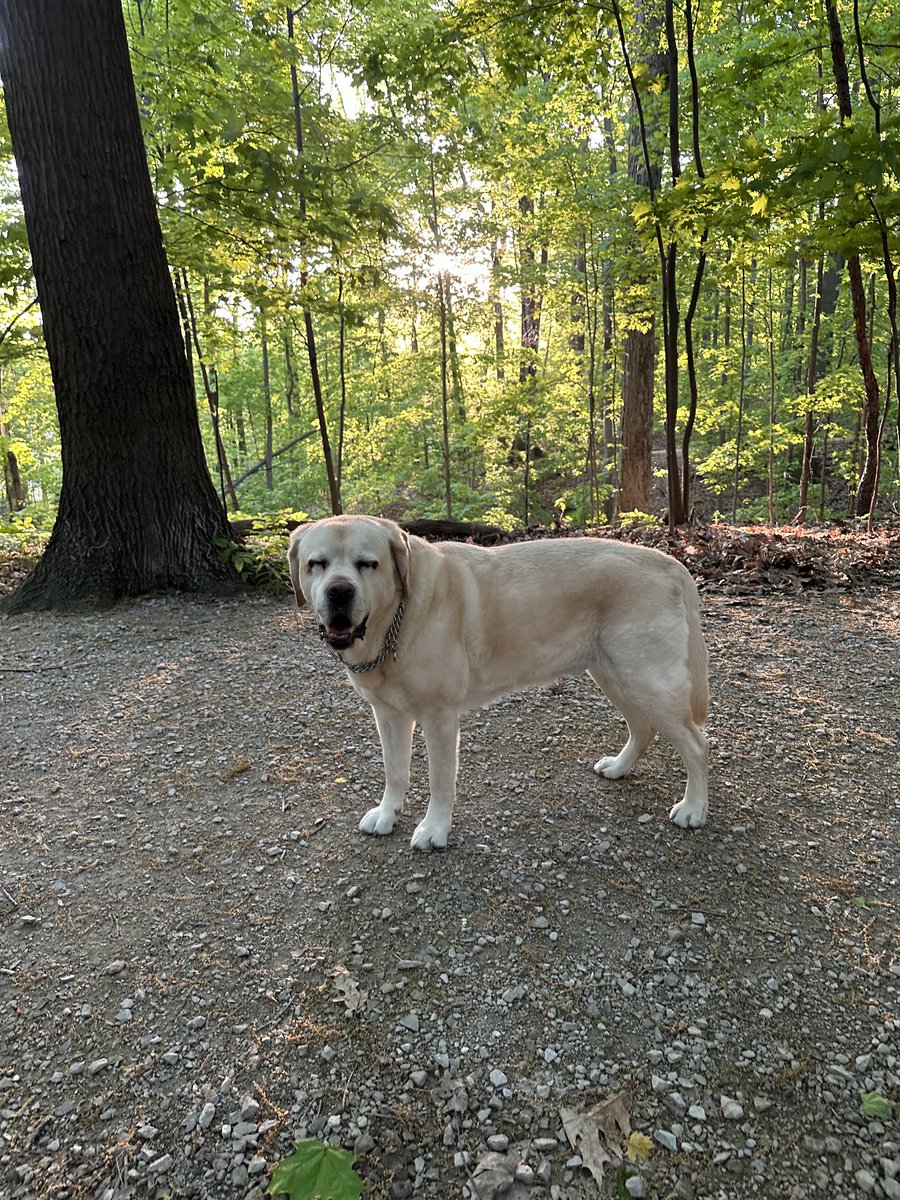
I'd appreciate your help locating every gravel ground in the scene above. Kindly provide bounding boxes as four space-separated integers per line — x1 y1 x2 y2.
1 585 898 1200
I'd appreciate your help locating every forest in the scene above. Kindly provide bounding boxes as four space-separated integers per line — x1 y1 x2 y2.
1 0 899 557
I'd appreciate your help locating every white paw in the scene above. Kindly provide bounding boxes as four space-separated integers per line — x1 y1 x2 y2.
410 817 450 852
594 755 629 780
359 805 399 836
669 797 708 829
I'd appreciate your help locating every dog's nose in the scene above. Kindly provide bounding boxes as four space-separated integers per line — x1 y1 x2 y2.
326 582 355 608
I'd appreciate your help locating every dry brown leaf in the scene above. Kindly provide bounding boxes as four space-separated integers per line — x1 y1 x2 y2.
330 964 368 1014
560 1091 631 1188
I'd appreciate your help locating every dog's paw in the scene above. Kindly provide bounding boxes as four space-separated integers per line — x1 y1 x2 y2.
594 755 629 780
669 797 708 829
359 805 399 836
410 817 450 853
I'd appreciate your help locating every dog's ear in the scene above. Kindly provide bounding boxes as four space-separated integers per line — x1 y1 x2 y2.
287 526 307 607
389 524 411 600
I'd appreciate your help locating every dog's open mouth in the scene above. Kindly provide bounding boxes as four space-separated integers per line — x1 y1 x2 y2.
321 614 368 650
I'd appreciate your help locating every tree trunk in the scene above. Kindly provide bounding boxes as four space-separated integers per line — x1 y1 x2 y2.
283 328 296 419
731 268 749 522
437 271 452 518
616 2 665 516
680 0 707 521
490 239 505 381
824 0 881 516
661 0 685 526
517 196 546 525
5 449 25 510
847 257 881 515
337 276 347 498
176 270 238 510
261 310 274 490
796 257 825 523
619 328 655 514
288 6 341 515
0 0 233 612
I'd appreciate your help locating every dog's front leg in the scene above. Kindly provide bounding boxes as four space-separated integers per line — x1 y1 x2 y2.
359 704 414 837
411 711 460 852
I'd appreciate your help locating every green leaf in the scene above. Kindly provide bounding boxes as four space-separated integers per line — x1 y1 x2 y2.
267 1139 363 1200
860 1092 893 1121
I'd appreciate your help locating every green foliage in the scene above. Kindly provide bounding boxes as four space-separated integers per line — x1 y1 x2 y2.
215 509 306 592
860 1092 893 1121
618 510 661 530
1 0 898 529
267 1139 363 1200
0 511 52 556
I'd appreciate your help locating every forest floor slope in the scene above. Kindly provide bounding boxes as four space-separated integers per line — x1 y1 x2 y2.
0 559 898 1199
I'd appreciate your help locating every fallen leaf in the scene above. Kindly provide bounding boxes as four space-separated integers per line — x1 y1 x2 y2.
560 1091 632 1187
330 965 368 1014
626 1131 654 1162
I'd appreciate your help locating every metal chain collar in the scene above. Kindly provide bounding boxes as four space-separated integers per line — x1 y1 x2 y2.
336 601 405 674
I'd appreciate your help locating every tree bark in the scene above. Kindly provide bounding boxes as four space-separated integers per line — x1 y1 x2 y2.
615 1 664 516
288 6 341 515
490 239 505 380
824 0 880 515
0 0 233 612
261 310 274 490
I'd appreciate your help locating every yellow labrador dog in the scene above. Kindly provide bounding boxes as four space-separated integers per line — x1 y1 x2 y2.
288 515 709 851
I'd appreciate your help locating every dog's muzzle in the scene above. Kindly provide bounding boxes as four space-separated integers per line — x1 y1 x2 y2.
319 582 368 649
320 613 368 650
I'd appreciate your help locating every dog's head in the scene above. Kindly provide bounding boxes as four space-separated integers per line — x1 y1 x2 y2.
287 516 410 651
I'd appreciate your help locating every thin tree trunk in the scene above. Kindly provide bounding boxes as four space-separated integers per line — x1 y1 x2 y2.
337 274 347 496
767 270 778 526
427 158 453 517
177 270 238 510
437 271 452 519
231 430 316 488
796 257 825 523
490 239 505 380
682 236 707 520
1 396 26 512
445 276 465 421
731 269 748 523
287 6 341 515
261 310 273 490
283 328 296 419
681 0 707 521
661 0 684 527
824 0 880 516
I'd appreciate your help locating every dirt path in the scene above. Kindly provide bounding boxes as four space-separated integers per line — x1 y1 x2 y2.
1 588 898 1200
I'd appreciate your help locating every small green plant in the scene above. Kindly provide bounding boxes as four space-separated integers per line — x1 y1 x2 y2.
617 509 661 530
267 1139 363 1200
0 511 53 556
860 1091 893 1120
216 536 288 591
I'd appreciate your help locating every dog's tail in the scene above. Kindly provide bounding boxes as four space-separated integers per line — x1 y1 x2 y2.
685 577 709 726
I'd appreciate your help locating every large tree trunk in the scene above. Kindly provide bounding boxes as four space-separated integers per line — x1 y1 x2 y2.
0 0 233 612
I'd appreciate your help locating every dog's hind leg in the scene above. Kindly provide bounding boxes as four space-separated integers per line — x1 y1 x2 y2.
359 704 415 837
587 667 709 828
588 669 656 779
656 714 708 829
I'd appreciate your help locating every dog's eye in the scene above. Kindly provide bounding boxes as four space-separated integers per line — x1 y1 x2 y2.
357 560 378 571
307 558 328 570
